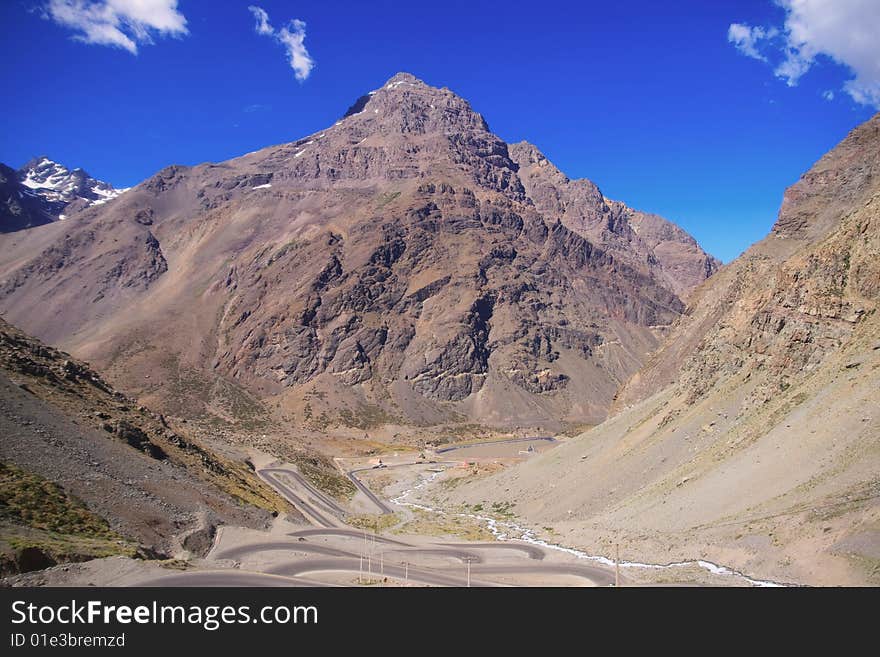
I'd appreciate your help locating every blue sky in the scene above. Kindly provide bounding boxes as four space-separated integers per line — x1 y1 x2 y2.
2 1 877 262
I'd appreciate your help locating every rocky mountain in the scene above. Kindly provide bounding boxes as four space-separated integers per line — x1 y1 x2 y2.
509 142 721 298
0 72 717 433
0 156 127 233
18 156 127 209
0 164 55 232
446 112 880 585
0 316 287 574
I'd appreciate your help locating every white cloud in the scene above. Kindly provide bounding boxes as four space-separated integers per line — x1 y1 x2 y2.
728 23 776 61
248 5 272 36
248 5 315 82
728 0 880 109
43 0 188 54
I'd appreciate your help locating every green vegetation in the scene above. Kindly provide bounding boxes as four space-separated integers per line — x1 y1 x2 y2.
1 462 121 538
392 508 495 541
160 353 267 429
558 422 595 438
0 462 139 573
267 240 303 266
376 190 401 207
209 458 290 515
210 378 269 430
436 423 494 441
459 500 513 518
345 513 400 533
292 451 356 501
337 403 399 430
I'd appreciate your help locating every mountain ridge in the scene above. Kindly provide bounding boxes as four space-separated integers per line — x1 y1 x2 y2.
0 72 718 434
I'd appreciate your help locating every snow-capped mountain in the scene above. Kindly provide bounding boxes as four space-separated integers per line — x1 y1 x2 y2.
18 156 128 209
1 156 129 232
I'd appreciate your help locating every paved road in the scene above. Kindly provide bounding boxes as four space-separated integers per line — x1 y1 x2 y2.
264 558 611 587
288 527 411 546
434 436 556 454
260 467 344 528
472 563 615 586
215 539 483 566
383 547 484 564
346 467 395 514
220 532 545 566
267 558 499 587
346 460 458 515
213 540 355 561
136 570 329 587
234 461 620 587
436 541 545 560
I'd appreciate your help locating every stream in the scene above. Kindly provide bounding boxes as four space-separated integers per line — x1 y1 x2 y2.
390 468 788 587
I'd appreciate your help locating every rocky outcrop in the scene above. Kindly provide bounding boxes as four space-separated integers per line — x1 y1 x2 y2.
509 141 721 298
618 112 880 411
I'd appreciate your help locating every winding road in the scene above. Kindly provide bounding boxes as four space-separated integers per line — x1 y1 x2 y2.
260 467 347 528
138 439 620 587
346 460 457 515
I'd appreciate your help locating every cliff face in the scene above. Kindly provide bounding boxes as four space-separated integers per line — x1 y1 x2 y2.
618 112 880 410
446 113 880 586
0 73 715 432
509 141 720 299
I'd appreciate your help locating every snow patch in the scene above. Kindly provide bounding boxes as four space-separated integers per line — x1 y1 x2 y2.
252 183 272 190
18 157 128 207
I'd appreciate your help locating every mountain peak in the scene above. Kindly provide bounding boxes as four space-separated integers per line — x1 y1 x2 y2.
772 110 880 241
381 71 425 87
12 155 127 218
336 71 491 137
21 155 53 170
341 72 431 119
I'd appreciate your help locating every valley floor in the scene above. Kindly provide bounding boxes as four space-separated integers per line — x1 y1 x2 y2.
4 438 813 587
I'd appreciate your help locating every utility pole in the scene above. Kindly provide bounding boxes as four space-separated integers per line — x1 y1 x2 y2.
359 553 363 584
405 561 408 584
467 558 471 588
615 543 620 588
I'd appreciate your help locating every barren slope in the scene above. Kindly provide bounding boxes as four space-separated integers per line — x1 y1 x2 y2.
0 317 288 573
446 113 880 586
